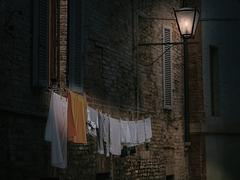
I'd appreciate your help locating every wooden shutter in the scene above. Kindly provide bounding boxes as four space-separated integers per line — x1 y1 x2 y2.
32 0 49 87
68 0 84 92
163 27 172 109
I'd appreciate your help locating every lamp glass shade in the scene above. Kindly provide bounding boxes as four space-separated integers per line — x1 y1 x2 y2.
174 8 200 38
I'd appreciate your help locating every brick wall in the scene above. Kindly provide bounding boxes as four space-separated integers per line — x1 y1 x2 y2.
0 0 190 179
189 134 206 180
188 0 206 179
59 0 68 87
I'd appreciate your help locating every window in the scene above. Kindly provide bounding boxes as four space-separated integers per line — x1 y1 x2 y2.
32 0 84 90
210 45 220 116
68 0 85 92
163 26 172 109
32 0 59 88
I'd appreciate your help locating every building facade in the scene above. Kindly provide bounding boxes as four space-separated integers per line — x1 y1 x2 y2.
0 0 199 179
201 0 240 179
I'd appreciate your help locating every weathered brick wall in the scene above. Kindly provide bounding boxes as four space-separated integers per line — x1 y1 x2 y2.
81 0 187 179
59 0 68 87
84 0 136 107
136 0 186 179
55 0 188 179
189 134 206 180
0 0 190 179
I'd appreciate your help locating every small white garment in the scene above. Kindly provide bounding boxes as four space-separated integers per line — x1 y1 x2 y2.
144 117 152 142
128 121 137 146
136 120 146 144
120 120 131 144
109 117 122 155
87 106 98 136
45 92 68 169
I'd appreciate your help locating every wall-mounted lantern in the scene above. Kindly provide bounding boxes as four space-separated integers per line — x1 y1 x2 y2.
174 7 200 39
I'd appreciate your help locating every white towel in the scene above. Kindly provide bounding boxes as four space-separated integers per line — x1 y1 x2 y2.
109 117 122 156
144 117 152 142
45 92 68 169
120 120 131 144
136 120 146 144
128 121 137 146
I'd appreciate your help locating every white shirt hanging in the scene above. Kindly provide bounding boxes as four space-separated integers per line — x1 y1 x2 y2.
109 117 122 156
120 120 131 144
45 92 68 169
136 120 146 144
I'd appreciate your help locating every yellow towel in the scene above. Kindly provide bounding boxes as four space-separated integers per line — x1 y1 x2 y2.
67 91 87 144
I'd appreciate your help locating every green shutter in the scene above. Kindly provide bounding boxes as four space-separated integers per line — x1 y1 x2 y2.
68 0 85 92
32 0 49 88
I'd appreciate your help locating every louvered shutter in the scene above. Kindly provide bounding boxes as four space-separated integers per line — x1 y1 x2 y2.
32 0 49 87
68 0 84 92
163 27 172 109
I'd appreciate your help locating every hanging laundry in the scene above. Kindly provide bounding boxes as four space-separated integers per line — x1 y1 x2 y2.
45 92 68 169
128 121 137 146
120 120 131 144
144 117 152 142
136 120 146 144
103 114 110 156
109 117 122 156
87 106 98 136
97 112 110 156
67 91 87 144
97 112 104 155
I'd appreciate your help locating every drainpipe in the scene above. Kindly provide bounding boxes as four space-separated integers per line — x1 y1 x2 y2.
183 38 190 143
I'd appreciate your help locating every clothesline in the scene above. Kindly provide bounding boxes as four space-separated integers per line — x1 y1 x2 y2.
86 94 156 114
47 86 157 115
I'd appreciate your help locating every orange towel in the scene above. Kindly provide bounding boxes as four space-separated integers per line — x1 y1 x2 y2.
67 91 87 144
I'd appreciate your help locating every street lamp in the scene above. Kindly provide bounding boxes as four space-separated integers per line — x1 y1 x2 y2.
174 7 200 39
174 7 200 143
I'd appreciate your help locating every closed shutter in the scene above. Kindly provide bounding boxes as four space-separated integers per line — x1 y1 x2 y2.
68 0 84 92
163 27 172 109
32 0 49 87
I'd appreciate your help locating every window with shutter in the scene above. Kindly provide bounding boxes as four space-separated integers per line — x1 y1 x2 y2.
163 27 172 109
68 0 84 92
32 0 49 87
32 0 59 88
